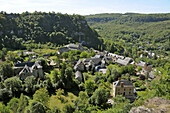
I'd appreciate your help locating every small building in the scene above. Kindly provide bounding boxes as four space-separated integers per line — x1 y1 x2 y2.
137 61 152 72
116 57 133 66
17 51 36 56
65 43 84 51
83 57 101 66
13 61 44 80
58 44 84 54
74 59 85 72
98 68 107 74
113 80 135 99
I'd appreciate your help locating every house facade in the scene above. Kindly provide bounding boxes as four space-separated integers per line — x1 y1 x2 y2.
113 80 135 99
58 44 84 54
13 61 44 80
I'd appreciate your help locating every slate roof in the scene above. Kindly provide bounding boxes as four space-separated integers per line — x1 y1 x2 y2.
15 62 35 67
116 57 132 66
66 44 80 49
74 59 84 71
137 61 146 67
83 57 101 65
19 65 31 75
17 61 42 75
113 80 134 87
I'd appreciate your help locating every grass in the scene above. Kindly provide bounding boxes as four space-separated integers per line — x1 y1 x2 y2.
32 49 57 54
48 92 77 110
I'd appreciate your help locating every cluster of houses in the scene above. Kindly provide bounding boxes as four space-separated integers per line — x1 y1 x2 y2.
140 50 161 59
13 51 56 80
74 54 107 82
68 43 159 100
9 43 160 101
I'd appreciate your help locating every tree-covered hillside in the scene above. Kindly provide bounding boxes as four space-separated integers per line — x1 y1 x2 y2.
86 13 170 56
0 11 103 50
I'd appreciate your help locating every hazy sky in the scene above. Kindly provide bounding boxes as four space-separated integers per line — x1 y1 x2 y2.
0 0 170 15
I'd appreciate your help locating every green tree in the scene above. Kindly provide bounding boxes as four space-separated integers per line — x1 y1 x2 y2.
51 70 60 83
29 101 46 113
74 91 89 112
47 106 61 113
89 88 109 106
62 52 69 59
2 48 7 55
37 57 48 70
106 95 133 113
0 51 5 61
0 89 12 104
80 51 88 58
127 65 135 75
24 76 36 94
7 97 19 113
62 104 74 113
137 66 142 71
0 62 14 80
33 88 49 107
4 77 22 97
0 104 10 113
85 79 96 95
17 93 28 113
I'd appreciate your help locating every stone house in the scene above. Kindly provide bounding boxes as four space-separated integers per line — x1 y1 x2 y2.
137 61 153 77
113 80 135 99
116 57 133 66
13 61 44 80
65 43 84 51
74 59 85 72
58 43 84 54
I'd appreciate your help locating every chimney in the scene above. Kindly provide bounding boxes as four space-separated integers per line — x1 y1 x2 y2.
120 82 124 87
144 63 147 70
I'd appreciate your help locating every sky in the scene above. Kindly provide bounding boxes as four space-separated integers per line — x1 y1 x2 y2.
0 0 170 15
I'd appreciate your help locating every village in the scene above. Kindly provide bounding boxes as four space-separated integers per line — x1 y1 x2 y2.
9 43 161 103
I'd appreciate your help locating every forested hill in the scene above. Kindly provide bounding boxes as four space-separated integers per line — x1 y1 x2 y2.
85 13 170 55
0 12 102 50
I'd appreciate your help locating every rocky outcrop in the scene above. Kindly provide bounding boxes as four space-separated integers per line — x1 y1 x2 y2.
130 97 170 113
130 106 169 113
144 97 170 107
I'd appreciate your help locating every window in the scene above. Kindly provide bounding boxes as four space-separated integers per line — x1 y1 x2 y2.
118 92 120 95
124 88 126 91
129 92 131 94
129 88 131 91
118 88 120 91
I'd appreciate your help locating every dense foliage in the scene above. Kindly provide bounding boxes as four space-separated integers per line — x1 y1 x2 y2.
0 11 103 50
86 13 170 56
0 12 169 113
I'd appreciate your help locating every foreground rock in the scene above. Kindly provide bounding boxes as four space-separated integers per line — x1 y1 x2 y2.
130 97 170 113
